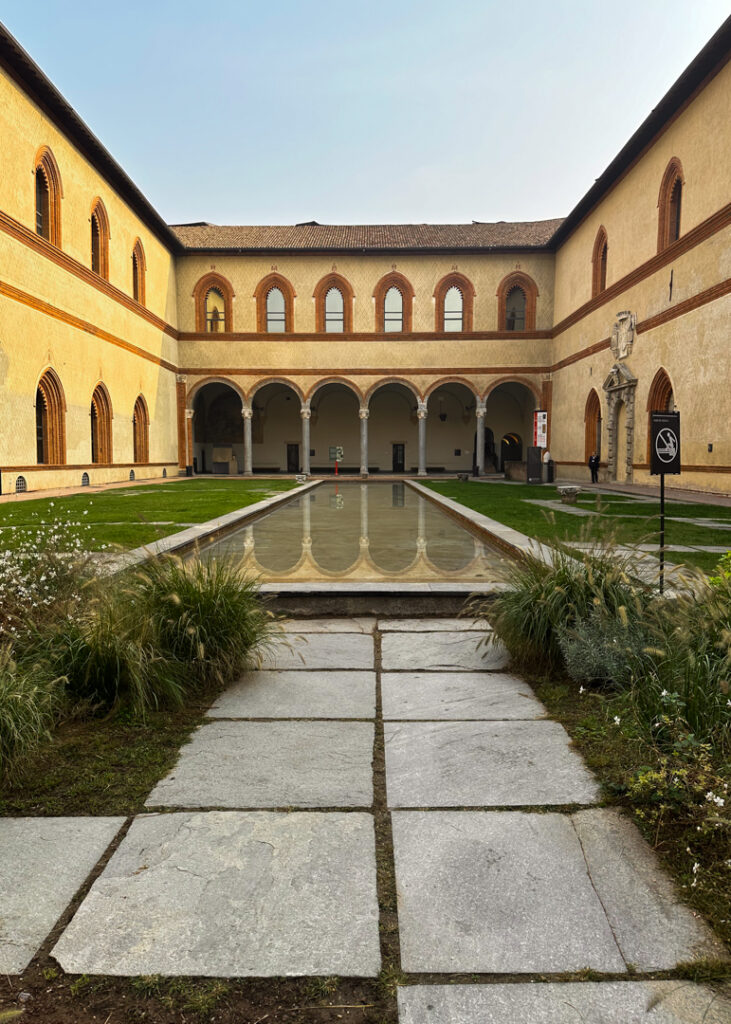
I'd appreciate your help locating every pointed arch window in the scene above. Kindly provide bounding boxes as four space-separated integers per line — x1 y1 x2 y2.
205 288 225 332
657 158 684 251
34 147 63 246
373 272 414 333
434 273 475 332
193 272 235 332
254 274 296 332
584 389 602 463
324 288 344 331
384 288 403 332
591 227 608 297
133 395 149 464
90 198 110 279
132 239 146 305
496 271 538 331
266 288 286 332
90 384 113 464
35 369 66 465
646 368 675 461
313 273 354 333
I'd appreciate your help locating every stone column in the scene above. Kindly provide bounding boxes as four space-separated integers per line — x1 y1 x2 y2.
184 408 194 473
417 400 428 476
300 401 311 475
475 398 486 475
359 405 369 476
242 401 253 475
360 481 369 541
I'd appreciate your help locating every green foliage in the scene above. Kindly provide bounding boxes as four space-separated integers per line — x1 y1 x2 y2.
709 551 731 588
558 612 654 688
0 644 63 779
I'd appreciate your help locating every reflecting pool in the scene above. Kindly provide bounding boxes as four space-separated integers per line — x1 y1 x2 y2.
201 482 505 583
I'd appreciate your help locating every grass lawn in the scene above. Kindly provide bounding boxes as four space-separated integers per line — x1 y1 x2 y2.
425 480 731 573
0 478 298 551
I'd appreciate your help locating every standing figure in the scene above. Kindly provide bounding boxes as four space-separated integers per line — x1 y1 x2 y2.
588 451 600 483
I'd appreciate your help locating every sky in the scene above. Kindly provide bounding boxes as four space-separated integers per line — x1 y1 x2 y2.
2 0 728 226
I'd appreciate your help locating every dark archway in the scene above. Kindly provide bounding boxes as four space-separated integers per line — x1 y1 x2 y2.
484 382 536 473
192 381 243 474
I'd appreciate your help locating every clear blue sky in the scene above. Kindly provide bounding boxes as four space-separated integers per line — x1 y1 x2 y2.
2 0 728 225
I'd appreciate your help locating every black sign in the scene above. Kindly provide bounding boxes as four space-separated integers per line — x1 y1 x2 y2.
650 411 681 475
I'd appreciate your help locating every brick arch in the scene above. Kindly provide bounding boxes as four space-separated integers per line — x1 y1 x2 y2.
193 272 235 332
90 197 111 279
584 388 602 462
365 377 422 404
496 271 538 331
132 238 146 306
35 367 66 465
372 272 415 333
591 226 608 297
90 382 113 464
313 273 354 332
249 377 305 403
133 394 150 464
306 377 363 403
424 376 480 401
254 273 296 333
187 376 247 406
433 272 475 332
646 367 675 460
657 157 684 251
482 376 541 405
33 145 63 246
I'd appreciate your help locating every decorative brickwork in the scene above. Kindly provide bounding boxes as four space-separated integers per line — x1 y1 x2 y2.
646 367 674 460
90 383 113 464
496 271 538 330
35 368 66 465
193 272 235 332
657 157 684 251
591 226 608 297
313 273 354 332
372 272 415 332
133 394 149 464
90 197 110 279
584 388 602 463
33 146 63 247
132 238 146 306
433 272 475 332
254 273 296 333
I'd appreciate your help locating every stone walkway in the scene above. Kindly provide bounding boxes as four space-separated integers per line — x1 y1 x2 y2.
1 617 729 1022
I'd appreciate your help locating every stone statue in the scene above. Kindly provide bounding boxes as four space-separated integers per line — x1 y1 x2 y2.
611 310 636 360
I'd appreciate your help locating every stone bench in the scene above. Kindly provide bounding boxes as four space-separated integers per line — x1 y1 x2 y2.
557 485 582 504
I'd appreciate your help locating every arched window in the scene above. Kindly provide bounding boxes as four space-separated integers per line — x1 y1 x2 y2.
591 227 608 297
434 273 475 332
193 273 235 332
90 384 113 464
90 198 110 279
133 395 149 464
646 368 675 460
35 369 66 465
254 273 296 333
657 158 684 251
496 271 538 331
34 147 63 246
584 389 602 462
132 239 146 305
373 272 414 332
313 273 354 332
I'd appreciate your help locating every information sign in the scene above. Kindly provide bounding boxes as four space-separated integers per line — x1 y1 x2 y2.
533 410 548 448
650 412 681 475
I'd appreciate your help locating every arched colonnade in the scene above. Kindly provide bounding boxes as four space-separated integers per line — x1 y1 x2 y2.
188 376 539 477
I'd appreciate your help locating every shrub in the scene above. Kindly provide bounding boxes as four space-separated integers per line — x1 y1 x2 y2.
0 643 63 778
558 611 654 688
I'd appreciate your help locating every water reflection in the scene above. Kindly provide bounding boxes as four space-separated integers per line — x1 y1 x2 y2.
202 482 505 582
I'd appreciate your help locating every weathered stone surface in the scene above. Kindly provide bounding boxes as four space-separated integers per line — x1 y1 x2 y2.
381 631 508 671
385 720 599 806
210 670 376 719
53 811 381 977
0 817 124 973
261 632 374 670
381 671 546 720
391 811 625 973
573 809 729 969
378 618 485 632
147 720 374 808
397 982 731 1023
282 618 376 633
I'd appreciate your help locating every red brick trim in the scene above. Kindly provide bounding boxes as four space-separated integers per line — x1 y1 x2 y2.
313 273 354 332
90 197 110 279
193 272 235 332
306 377 364 402
433 272 475 332
133 394 150 464
91 383 113 464
33 145 63 247
657 157 684 252
424 376 479 400
248 377 305 402
254 273 296 333
365 377 421 402
482 376 542 404
591 226 608 298
496 271 538 331
132 238 146 306
584 388 601 462
372 272 415 332
36 367 66 465
176 377 187 469
636 276 731 334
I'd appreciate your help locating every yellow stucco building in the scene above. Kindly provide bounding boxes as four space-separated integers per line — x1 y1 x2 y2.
1 18 729 496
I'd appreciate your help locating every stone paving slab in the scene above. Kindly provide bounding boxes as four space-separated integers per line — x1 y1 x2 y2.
282 617 376 633
573 809 729 969
381 671 546 720
0 817 124 973
53 811 381 977
378 618 485 632
385 720 599 806
397 981 731 1023
261 632 374 670
381 631 508 671
209 670 376 719
391 811 625 973
147 720 374 808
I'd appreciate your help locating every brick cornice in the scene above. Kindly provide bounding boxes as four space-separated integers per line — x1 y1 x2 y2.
178 365 552 377
177 329 552 342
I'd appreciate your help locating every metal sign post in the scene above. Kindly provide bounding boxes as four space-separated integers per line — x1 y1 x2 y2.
649 411 681 593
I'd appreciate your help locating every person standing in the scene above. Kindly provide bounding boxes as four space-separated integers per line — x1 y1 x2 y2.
588 451 600 483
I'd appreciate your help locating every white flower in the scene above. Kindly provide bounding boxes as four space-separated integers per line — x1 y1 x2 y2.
661 689 669 698
579 686 585 694
613 716 621 726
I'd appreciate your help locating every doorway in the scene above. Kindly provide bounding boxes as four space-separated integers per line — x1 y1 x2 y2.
286 444 300 472
392 444 405 473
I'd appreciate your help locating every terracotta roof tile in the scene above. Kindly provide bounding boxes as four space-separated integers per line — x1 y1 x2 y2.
170 219 564 251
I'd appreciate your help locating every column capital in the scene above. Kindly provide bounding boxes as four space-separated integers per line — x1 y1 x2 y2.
475 398 487 418
242 408 253 419
176 374 187 384
359 406 369 420
416 400 428 419
300 400 311 420
184 408 194 420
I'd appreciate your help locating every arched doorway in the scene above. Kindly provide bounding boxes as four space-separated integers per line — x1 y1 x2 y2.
309 383 361 473
426 382 476 474
484 382 537 473
250 382 302 473
192 382 244 474
368 382 419 473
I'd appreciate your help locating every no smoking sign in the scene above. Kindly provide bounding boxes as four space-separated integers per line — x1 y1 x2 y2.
650 411 681 475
